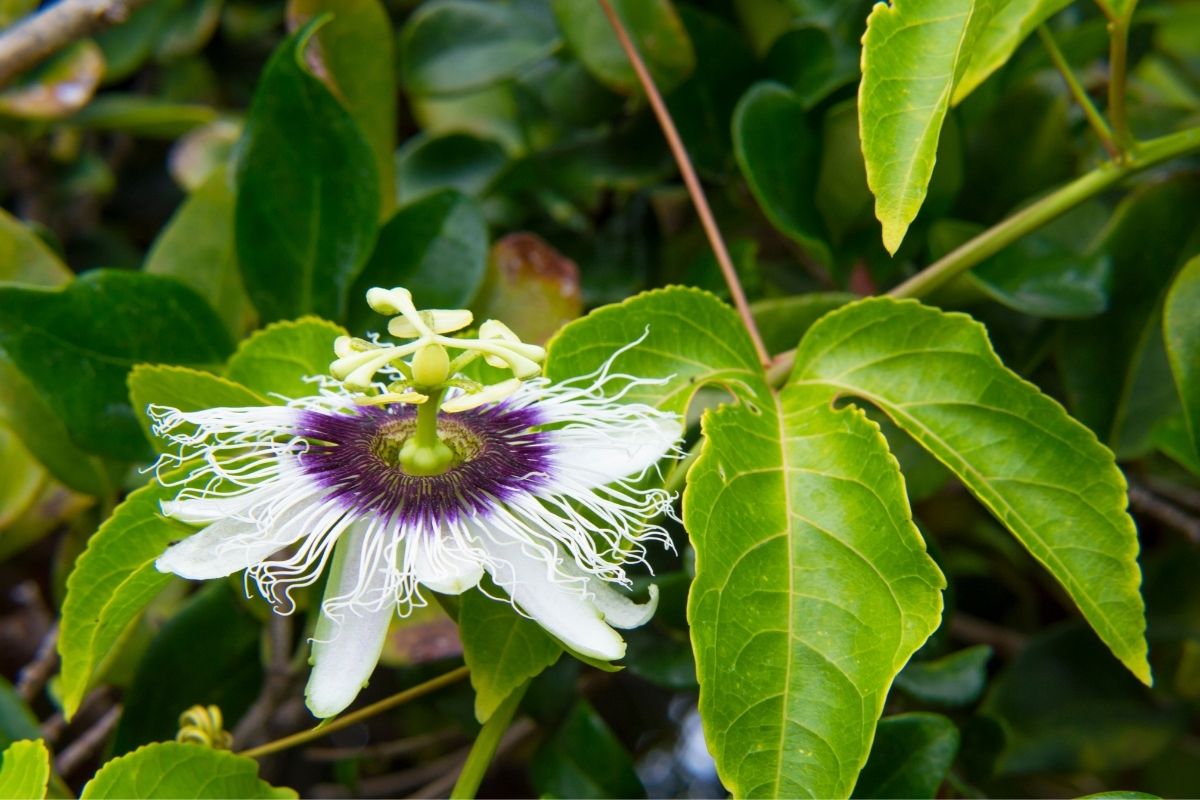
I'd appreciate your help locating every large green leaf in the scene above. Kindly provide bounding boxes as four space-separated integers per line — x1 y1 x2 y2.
0 740 49 800
859 0 996 253
58 482 190 718
732 82 830 266
145 167 254 339
1163 255 1200 462
790 297 1150 685
687 362 944 797
0 270 233 462
850 713 959 799
459 586 561 723
550 0 695 96
394 132 509 205
348 190 487 334
953 0 1072 103
81 742 296 799
288 0 396 218
128 365 268 448
0 209 71 287
235 18 379 323
400 0 559 96
225 317 346 399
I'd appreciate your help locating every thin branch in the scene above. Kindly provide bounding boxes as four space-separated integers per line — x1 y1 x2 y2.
16 623 58 704
237 665 470 760
1107 16 1134 150
1037 25 1119 158
233 614 297 749
55 705 122 777
949 613 1027 658
1129 483 1200 544
596 0 771 368
304 727 463 762
0 0 156 88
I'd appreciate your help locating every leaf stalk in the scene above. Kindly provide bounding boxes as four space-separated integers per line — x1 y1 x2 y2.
1037 25 1119 158
449 682 527 799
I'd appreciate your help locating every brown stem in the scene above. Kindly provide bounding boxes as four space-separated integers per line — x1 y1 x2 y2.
0 0 157 88
55 705 122 777
232 614 297 750
596 0 771 368
16 623 58 704
1129 483 1200 544
948 613 1027 658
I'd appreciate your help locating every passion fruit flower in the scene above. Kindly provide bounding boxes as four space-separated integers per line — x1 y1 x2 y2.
149 288 682 718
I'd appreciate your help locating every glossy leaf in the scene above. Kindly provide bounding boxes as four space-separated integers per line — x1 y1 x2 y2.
1164 255 1200 462
0 209 71 287
399 0 559 96
815 98 874 244
81 742 296 799
751 292 855 354
953 0 1072 103
0 739 49 800
895 645 992 706
530 701 645 799
733 82 830 266
860 0 996 253
791 297 1150 685
288 0 396 217
0 270 233 461
394 132 509 205
235 19 379 323
225 317 346 399
550 0 695 95
58 481 191 718
145 167 254 338
128 365 268 447
67 95 218 138
970 235 1110 319
348 190 487 334
851 713 959 799
459 586 561 723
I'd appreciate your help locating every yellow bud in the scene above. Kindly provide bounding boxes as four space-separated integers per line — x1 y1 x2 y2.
411 343 450 387
366 287 412 316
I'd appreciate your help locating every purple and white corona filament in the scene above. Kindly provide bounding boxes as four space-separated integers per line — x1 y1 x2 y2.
150 340 682 718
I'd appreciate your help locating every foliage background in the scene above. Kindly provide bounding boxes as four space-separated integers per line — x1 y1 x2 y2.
0 0 1198 797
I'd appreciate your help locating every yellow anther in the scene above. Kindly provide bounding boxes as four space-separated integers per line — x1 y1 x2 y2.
354 392 429 407
479 319 520 368
442 378 523 412
333 335 379 359
389 309 474 339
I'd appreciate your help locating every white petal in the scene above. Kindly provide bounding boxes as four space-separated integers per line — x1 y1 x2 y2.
161 490 263 524
411 537 484 595
305 522 394 718
548 415 678 490
589 581 658 630
478 532 625 661
155 493 317 580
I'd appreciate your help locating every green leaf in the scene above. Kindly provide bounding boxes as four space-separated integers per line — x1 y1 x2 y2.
0 270 233 462
81 742 296 799
235 18 379 323
459 586 561 723
0 678 41 749
815 98 874 244
0 740 49 800
953 0 1072 103
288 0 397 218
475 233 582 344
791 297 1151 685
550 0 695 96
859 0 996 253
348 190 487 334
0 422 45 532
66 95 218 138
58 481 193 718
394 132 509 206
224 317 346 399
970 234 1110 319
751 292 855 355
1164 255 1200 462
145 167 254 338
0 208 71 287
732 82 831 266
113 583 264 754
530 701 645 799
895 645 992 706
687 367 945 797
850 713 959 799
128 364 269 447
400 0 560 96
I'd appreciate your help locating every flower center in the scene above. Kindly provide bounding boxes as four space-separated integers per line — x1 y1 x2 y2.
370 417 484 471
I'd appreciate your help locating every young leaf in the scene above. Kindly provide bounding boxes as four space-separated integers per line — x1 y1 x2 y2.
1163 255 1200 461
145 167 254 339
859 0 996 253
80 742 296 799
952 0 1072 104
235 18 379 323
0 270 233 462
459 586 561 723
687 378 945 798
790 297 1151 685
58 482 192 718
0 740 49 800
732 82 831 267
850 713 959 799
224 317 347 399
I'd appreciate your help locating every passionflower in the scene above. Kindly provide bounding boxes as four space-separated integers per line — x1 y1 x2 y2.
149 288 681 718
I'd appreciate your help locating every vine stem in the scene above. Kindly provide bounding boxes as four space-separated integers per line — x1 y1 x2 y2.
1037 25 1119 157
449 682 528 799
1107 15 1134 150
237 665 470 760
596 0 771 368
